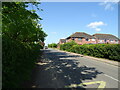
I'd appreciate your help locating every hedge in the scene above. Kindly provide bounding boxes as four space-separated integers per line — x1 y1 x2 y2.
2 36 43 88
48 43 57 48
60 43 120 61
60 41 77 52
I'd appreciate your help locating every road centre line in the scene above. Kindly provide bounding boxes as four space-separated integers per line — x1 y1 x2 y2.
104 74 120 82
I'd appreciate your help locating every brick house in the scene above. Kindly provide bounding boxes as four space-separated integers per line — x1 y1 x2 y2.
66 32 96 45
57 39 66 48
58 32 120 46
58 39 66 44
39 41 45 47
93 34 120 44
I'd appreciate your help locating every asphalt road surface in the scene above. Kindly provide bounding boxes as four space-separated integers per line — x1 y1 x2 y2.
31 48 119 89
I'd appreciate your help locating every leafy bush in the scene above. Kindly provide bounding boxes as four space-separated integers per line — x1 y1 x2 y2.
60 40 77 52
60 43 120 61
48 43 57 48
2 2 47 88
2 36 43 88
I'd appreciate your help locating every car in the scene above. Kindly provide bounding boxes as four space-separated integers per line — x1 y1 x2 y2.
45 46 48 49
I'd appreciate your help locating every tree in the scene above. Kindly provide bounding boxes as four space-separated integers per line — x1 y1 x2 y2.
2 2 47 43
2 2 47 87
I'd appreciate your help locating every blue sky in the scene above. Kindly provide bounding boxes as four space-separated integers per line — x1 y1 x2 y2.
28 2 118 45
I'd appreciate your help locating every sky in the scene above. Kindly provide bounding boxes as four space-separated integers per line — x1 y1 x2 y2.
28 2 118 45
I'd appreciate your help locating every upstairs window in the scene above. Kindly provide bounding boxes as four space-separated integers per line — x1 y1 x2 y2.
78 38 82 40
91 39 95 41
110 40 114 42
86 38 89 41
72 37 76 40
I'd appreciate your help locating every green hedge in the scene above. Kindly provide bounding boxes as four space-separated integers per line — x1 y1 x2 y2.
48 43 57 48
2 36 43 88
60 41 77 52
60 43 120 61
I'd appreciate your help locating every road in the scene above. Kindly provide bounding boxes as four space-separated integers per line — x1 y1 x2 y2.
30 48 119 89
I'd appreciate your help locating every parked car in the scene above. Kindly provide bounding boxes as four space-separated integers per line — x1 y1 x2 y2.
45 46 48 49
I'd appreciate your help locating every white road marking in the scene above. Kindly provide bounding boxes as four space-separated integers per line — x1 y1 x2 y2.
65 81 106 89
104 74 120 82
53 49 120 84
85 64 119 82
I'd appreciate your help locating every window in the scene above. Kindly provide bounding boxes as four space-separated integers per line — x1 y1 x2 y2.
110 40 114 42
91 39 95 41
104 39 107 42
86 38 89 41
115 40 118 44
99 40 103 42
78 38 82 40
72 37 75 40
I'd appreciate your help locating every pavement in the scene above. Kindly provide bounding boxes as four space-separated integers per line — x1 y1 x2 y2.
29 48 120 89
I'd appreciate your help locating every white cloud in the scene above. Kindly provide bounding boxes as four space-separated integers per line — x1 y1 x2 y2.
99 0 119 11
60 37 66 39
87 21 106 28
87 21 106 32
104 3 114 10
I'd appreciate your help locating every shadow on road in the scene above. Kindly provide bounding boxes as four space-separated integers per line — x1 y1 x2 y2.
27 49 103 88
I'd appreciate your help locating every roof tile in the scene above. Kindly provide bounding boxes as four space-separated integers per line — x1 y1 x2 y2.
93 34 119 40
67 32 95 39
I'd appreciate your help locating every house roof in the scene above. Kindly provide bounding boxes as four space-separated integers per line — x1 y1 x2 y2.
66 32 95 39
59 39 66 43
93 33 119 40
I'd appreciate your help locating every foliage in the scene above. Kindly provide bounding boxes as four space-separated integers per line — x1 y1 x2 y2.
60 43 120 61
2 2 47 88
2 36 41 87
48 43 57 48
60 40 77 52
2 2 47 43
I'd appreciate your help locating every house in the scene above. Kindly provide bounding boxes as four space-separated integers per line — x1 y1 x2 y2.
39 41 45 47
59 39 66 44
66 32 96 45
58 32 120 46
57 39 66 48
93 33 120 44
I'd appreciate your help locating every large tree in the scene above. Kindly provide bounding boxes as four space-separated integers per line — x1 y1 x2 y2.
2 2 47 43
2 2 47 88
